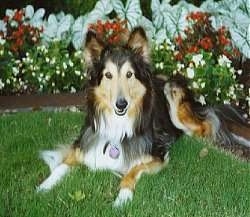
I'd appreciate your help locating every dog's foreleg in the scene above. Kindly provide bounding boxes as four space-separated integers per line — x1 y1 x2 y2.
37 147 83 192
36 163 70 192
113 155 169 207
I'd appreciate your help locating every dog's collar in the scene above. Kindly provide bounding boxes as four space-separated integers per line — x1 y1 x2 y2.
103 142 120 159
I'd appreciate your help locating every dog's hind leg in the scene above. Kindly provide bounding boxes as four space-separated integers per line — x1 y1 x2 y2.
37 147 83 192
113 154 169 207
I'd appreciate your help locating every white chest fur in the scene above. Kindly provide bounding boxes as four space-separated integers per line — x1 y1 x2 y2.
84 137 129 174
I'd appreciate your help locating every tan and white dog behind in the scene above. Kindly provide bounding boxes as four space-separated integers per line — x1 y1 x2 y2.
37 27 180 206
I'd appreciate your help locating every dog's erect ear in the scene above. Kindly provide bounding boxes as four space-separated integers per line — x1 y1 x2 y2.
127 27 150 62
83 30 104 66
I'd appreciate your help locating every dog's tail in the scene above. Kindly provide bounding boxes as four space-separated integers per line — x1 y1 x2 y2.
214 105 250 148
37 146 84 192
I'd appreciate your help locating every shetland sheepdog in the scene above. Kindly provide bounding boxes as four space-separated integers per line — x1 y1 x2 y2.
37 27 180 206
164 74 250 148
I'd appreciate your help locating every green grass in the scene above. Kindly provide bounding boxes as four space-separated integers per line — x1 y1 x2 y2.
1 111 250 217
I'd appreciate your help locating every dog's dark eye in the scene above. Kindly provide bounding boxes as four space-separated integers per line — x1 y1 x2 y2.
105 72 112 79
126 71 133 78
172 89 177 95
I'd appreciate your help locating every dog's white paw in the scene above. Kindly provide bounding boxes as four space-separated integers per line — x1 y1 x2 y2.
113 188 133 207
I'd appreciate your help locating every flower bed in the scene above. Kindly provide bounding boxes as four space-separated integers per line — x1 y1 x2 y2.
0 0 250 116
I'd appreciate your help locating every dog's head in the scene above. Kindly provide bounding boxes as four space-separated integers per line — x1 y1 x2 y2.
164 74 191 106
84 27 153 127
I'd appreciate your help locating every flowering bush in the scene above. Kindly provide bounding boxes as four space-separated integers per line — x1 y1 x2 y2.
88 18 128 45
0 40 85 95
0 9 43 55
153 41 246 106
174 11 240 61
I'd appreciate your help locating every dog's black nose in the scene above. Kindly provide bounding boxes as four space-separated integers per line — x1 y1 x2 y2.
116 98 128 110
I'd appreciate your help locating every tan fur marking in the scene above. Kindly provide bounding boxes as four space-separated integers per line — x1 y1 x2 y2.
227 122 250 140
63 148 83 166
120 158 165 191
177 102 212 137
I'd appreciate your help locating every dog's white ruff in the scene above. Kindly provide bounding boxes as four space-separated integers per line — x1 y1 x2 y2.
113 188 133 207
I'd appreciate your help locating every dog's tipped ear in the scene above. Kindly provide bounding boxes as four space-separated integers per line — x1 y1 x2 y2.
127 27 150 62
83 30 104 66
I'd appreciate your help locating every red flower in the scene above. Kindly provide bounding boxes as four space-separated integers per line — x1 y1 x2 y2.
186 11 209 22
219 34 230 46
187 45 199 53
199 37 213 50
175 52 183 61
13 10 24 22
175 35 182 46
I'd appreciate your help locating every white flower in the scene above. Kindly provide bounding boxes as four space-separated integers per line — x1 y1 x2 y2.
68 60 74 67
187 67 194 79
237 70 242 75
218 55 231 67
200 82 206 88
75 70 81 76
223 100 230 104
56 70 60 75
192 81 199 89
50 57 56 65
63 62 67 69
0 79 5 89
32 72 35 77
62 72 65 77
10 20 18 28
0 38 6 45
12 67 19 76
159 62 164 70
177 63 184 70
45 57 50 63
240 84 244 89
198 95 206 105
0 50 4 55
192 54 203 67
45 75 50 81
52 82 55 87
70 86 76 93
6 79 10 84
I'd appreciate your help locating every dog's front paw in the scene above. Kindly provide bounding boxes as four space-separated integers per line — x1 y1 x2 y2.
113 188 133 207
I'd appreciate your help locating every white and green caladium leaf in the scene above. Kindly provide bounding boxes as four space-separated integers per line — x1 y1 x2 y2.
138 16 168 44
151 0 171 29
164 4 189 38
25 5 34 19
43 14 58 39
72 15 89 50
230 25 250 58
57 14 74 40
88 0 113 23
0 20 7 36
42 13 74 43
25 5 45 28
112 0 142 29
5 9 15 19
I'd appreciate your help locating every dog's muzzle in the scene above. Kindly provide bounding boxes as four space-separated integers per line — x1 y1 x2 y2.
115 98 128 116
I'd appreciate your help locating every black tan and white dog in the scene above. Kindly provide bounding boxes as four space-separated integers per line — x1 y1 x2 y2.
164 74 250 148
37 27 180 206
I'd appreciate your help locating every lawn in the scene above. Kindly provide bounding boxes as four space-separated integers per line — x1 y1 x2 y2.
1 111 250 217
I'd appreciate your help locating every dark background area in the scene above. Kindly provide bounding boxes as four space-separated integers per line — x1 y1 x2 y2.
0 0 208 19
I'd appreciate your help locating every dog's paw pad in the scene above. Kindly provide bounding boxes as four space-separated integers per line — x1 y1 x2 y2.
113 188 133 207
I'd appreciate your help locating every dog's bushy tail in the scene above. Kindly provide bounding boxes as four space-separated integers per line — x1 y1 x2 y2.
214 105 250 148
37 146 83 192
